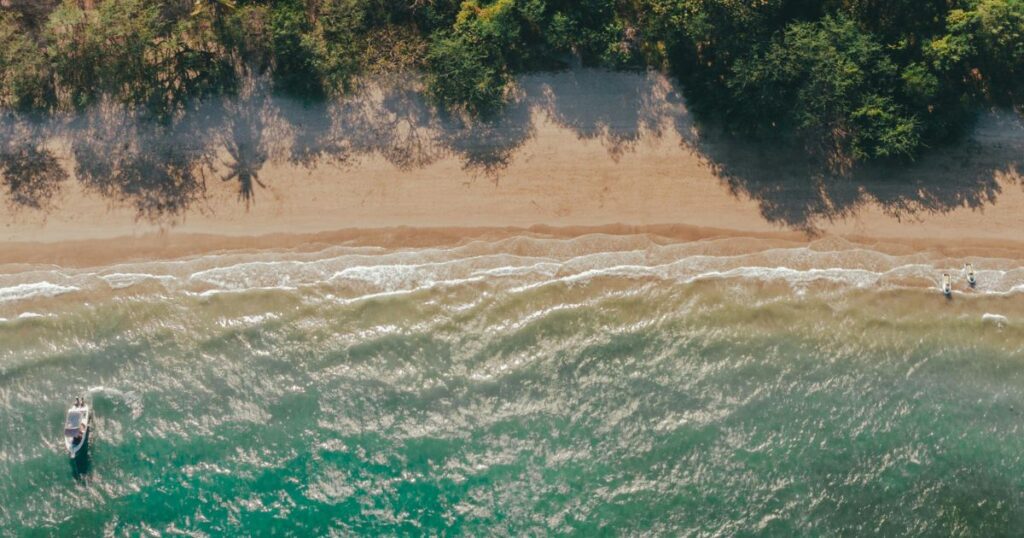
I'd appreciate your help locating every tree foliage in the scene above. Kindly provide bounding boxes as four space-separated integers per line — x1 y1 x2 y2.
0 12 51 110
0 0 1021 166
38 0 235 120
728 16 920 167
654 0 1023 168
425 0 521 115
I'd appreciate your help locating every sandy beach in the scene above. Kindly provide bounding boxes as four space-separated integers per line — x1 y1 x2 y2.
2 71 1022 266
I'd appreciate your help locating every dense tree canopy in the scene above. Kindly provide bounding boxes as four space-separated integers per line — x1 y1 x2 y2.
1 0 1022 168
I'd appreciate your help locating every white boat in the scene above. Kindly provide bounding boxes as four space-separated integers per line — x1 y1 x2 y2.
941 273 952 296
63 400 90 459
965 263 976 287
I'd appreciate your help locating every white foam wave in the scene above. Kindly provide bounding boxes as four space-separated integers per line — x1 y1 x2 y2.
0 312 49 326
683 266 882 288
217 313 281 328
6 235 1024 301
330 276 489 305
470 262 561 278
186 286 300 298
982 313 1009 326
189 261 307 290
176 257 1024 298
17 312 45 319
0 282 79 303
100 272 176 290
329 264 432 288
508 263 888 294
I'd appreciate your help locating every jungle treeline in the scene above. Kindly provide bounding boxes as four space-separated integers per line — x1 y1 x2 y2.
1 0 1022 170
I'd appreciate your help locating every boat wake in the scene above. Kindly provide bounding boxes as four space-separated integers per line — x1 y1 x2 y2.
87 386 144 419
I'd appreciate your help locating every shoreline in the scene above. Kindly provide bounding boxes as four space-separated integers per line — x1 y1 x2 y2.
4 223 1024 269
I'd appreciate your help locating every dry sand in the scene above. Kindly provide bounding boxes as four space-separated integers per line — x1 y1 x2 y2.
1 71 1022 266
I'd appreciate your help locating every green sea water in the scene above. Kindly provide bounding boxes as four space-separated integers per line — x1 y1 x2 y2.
2 235 1024 535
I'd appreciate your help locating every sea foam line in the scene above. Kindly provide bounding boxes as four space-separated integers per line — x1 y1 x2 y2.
100 272 177 290
506 263 887 294
0 282 79 303
8 245 1024 300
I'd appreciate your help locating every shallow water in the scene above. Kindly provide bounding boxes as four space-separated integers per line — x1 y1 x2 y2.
2 234 1024 535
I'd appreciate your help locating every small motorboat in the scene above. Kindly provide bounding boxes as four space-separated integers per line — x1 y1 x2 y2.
63 398 90 459
965 263 976 287
941 273 952 296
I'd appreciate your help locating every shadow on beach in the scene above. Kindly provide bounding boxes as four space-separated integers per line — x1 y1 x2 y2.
683 119 1022 233
1 69 1021 232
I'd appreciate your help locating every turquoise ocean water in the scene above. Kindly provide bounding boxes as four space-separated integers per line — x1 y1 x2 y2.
2 234 1024 535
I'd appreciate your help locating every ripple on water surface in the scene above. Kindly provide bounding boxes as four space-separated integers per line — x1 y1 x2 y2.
2 234 1024 534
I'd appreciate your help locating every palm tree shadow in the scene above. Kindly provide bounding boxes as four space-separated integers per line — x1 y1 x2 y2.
222 102 269 207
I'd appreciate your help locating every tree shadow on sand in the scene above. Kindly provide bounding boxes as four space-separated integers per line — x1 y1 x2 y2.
0 114 68 211
330 77 442 171
1 69 1021 232
527 69 683 160
68 103 216 219
530 69 1022 233
438 94 535 176
683 114 1022 233
266 75 537 180
218 81 277 207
